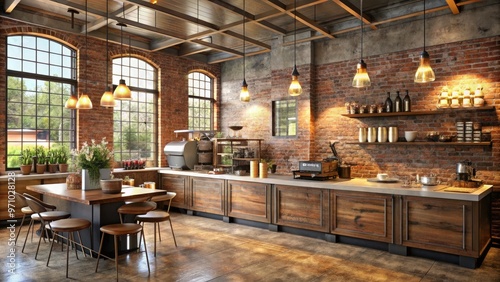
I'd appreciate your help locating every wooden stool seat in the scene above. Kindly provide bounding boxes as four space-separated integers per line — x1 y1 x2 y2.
100 223 143 236
96 223 150 280
21 206 34 214
31 211 71 221
46 218 92 278
136 210 170 222
117 201 156 223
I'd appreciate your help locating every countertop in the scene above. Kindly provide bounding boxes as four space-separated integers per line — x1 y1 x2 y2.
158 169 493 201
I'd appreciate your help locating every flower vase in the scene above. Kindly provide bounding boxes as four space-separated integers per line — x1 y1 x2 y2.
81 168 111 190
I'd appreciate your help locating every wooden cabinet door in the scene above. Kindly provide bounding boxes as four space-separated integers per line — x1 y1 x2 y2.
402 196 474 256
273 185 329 232
332 190 393 243
227 180 271 223
189 177 225 215
161 174 189 209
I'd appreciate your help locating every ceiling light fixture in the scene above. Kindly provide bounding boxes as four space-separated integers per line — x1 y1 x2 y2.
76 0 92 109
240 0 250 102
352 0 371 88
288 0 302 96
414 0 435 83
100 0 115 108
113 3 132 100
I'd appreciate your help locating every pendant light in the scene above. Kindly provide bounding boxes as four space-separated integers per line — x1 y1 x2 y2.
239 0 250 102
64 9 79 109
100 0 115 107
113 3 132 100
352 0 371 88
76 0 93 109
288 0 302 96
414 0 435 83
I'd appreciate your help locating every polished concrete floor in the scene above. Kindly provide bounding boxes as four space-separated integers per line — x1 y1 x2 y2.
2 212 500 282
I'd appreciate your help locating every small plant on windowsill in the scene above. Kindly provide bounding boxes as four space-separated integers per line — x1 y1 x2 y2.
20 148 35 175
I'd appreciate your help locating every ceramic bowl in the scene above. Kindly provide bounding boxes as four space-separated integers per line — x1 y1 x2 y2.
404 131 418 142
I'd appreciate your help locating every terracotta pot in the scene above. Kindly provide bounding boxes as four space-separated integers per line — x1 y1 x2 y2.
66 173 82 190
59 163 68 173
36 164 46 174
48 163 58 173
20 165 32 175
100 179 123 194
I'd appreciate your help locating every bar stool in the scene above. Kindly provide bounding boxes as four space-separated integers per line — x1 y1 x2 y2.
14 192 36 245
27 198 91 278
137 192 177 257
24 193 71 259
95 223 150 280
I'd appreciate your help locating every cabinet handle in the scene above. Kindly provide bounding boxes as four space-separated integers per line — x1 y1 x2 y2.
391 196 394 244
405 198 408 241
384 199 387 238
462 204 466 250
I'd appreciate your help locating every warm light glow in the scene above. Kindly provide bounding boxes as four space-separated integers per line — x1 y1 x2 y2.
414 51 435 83
113 79 132 100
76 94 93 109
150 0 157 4
352 60 371 88
289 76 302 96
240 79 250 102
288 65 302 96
65 95 78 109
100 89 115 108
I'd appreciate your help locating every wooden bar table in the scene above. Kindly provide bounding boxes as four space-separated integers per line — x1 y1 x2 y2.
26 183 166 256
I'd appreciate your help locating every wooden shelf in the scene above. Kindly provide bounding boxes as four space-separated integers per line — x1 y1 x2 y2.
346 141 492 146
341 106 495 118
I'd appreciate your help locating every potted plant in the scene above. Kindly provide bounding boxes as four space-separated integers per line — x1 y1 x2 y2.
47 148 59 173
74 138 114 190
56 146 69 173
20 148 34 175
35 146 48 174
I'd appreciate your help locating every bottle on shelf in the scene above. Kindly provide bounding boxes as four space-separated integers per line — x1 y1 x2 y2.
403 90 411 112
384 92 393 113
394 91 402 112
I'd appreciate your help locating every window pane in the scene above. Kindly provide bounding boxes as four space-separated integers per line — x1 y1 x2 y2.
273 100 297 137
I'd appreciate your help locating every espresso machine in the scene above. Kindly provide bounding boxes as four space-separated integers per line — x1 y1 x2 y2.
456 160 475 181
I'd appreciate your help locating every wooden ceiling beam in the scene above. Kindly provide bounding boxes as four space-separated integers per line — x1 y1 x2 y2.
331 0 377 30
445 0 460 14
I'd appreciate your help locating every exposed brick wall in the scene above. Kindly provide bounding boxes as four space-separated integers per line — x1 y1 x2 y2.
0 18 221 170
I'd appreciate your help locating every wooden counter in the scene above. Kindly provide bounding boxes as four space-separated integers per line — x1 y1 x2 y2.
159 169 492 268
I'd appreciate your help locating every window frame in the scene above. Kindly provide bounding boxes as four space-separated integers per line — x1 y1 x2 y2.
5 35 77 170
112 56 158 165
272 99 298 137
188 71 215 131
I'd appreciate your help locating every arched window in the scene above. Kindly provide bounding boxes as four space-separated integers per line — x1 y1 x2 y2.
6 35 77 169
188 71 215 131
112 56 158 164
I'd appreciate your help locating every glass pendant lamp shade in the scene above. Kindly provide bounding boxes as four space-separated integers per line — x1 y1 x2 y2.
352 60 371 88
76 94 93 109
240 79 250 102
288 65 303 96
114 79 132 100
414 51 435 83
65 95 78 109
100 87 115 107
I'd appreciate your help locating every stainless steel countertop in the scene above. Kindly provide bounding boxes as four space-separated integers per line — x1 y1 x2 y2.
158 169 492 202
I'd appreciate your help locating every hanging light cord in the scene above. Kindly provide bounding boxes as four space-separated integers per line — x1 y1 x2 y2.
360 0 363 61
105 0 108 88
243 0 246 79
294 0 297 67
423 0 426 51
85 0 88 95
120 4 125 82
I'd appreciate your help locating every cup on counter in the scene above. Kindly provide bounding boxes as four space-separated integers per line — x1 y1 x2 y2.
404 131 417 142
359 127 367 142
377 173 388 180
388 127 398 143
377 127 387 142
367 127 377 143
